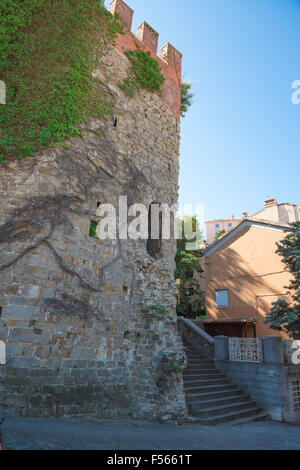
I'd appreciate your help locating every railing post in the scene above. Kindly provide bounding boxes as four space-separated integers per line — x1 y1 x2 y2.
0 340 6 365
214 336 229 361
262 336 284 364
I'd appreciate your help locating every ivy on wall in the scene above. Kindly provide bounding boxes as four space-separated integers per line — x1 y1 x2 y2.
181 81 193 118
0 0 123 162
118 49 165 98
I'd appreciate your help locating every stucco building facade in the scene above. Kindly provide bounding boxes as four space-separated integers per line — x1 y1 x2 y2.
204 218 292 338
252 198 300 224
205 216 241 245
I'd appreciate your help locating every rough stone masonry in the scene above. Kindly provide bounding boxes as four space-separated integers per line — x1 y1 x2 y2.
0 0 188 420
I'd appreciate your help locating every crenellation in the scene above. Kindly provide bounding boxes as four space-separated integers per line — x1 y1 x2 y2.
109 0 134 31
136 22 159 55
109 0 182 120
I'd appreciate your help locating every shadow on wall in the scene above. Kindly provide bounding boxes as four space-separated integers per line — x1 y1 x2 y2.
205 228 291 338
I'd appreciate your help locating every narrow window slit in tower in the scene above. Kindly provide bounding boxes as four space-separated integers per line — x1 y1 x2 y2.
89 221 98 238
113 118 118 129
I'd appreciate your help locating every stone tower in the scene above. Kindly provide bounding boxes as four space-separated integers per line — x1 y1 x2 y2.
0 0 187 420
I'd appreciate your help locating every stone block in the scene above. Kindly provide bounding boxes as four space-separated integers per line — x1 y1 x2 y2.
8 328 50 345
2 305 41 321
214 336 229 361
262 336 284 364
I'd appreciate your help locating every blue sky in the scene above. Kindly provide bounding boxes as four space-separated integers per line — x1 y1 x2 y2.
105 0 300 221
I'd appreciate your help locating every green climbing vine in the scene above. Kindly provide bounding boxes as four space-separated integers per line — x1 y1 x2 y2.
0 0 123 162
181 81 193 118
118 49 165 98
150 305 167 316
169 361 181 375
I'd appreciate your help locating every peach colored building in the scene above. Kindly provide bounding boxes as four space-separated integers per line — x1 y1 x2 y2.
205 216 241 245
203 217 292 338
252 197 300 224
204 198 300 247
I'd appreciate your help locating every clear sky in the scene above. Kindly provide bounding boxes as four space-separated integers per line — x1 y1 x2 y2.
105 0 300 221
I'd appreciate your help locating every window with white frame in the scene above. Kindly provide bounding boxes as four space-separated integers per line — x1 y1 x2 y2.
215 289 229 308
291 381 300 410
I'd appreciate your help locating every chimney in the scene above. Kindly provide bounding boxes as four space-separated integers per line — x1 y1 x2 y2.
137 22 159 55
264 198 277 208
160 43 182 79
109 0 134 31
243 212 248 218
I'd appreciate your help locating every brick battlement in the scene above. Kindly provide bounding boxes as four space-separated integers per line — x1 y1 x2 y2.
109 0 182 121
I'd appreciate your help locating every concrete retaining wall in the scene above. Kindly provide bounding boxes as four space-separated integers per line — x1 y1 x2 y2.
215 336 300 423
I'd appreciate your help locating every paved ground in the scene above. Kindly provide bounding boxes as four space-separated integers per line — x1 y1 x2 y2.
0 417 300 450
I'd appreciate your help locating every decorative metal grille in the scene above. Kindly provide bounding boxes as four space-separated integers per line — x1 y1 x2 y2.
229 338 263 363
291 381 300 410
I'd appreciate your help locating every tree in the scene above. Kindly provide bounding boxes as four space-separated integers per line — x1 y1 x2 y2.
215 229 226 240
180 81 193 118
175 216 205 318
265 222 300 338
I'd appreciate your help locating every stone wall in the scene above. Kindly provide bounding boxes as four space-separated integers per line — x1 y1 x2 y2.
215 336 300 423
0 2 187 421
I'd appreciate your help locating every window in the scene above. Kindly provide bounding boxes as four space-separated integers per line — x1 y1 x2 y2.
89 202 101 238
228 223 232 228
215 289 229 308
89 221 98 238
291 381 300 410
147 202 162 259
215 224 220 228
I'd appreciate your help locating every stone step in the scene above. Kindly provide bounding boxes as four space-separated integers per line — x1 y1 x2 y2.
181 335 270 425
187 356 214 367
184 379 227 393
186 361 217 370
183 368 220 375
185 389 245 402
184 351 210 357
188 406 265 425
187 359 212 364
184 373 227 381
184 378 231 390
186 383 238 396
185 352 209 357
225 411 270 426
186 390 238 403
187 393 251 409
188 399 257 418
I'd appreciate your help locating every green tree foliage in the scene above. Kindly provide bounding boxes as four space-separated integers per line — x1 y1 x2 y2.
180 81 193 118
0 0 123 161
118 49 165 97
215 229 226 240
175 216 205 318
265 222 300 338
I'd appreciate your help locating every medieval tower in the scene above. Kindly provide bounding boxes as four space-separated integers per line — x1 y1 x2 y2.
0 0 187 420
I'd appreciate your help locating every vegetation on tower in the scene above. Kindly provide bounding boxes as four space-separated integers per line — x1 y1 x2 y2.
0 0 123 162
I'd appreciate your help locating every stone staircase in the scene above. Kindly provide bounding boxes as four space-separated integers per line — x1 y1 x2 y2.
183 345 270 425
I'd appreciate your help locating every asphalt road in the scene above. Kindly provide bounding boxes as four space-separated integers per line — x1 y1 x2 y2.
1 417 300 450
